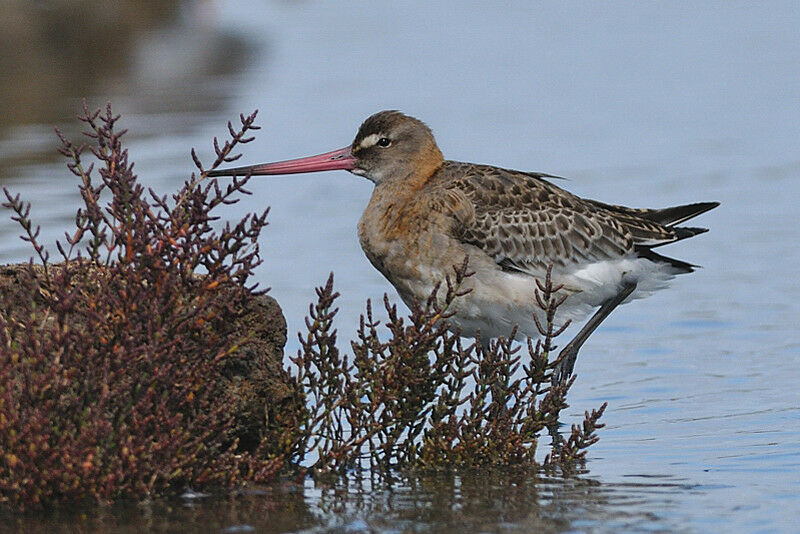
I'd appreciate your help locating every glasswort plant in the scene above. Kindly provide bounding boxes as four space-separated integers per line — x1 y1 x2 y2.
0 105 605 509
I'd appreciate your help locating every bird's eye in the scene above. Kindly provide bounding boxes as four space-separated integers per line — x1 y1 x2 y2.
377 137 391 147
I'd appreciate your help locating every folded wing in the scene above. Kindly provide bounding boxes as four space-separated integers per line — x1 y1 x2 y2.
443 163 716 275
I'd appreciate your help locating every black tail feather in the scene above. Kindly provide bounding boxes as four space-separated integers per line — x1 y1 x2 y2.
641 202 720 226
672 225 709 242
637 248 698 273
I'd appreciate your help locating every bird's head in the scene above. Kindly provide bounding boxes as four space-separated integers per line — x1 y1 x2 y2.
207 110 443 185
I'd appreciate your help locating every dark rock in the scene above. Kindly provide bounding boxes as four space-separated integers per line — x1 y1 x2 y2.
223 291 301 452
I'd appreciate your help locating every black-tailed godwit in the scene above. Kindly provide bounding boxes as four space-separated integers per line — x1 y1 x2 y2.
209 111 718 382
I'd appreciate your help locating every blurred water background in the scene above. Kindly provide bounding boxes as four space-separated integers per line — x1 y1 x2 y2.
1 1 799 532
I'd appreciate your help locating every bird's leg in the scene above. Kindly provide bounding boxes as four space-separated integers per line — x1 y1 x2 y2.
476 333 491 357
552 281 637 384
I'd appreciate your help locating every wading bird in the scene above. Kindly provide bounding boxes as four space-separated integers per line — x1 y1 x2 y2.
209 111 717 382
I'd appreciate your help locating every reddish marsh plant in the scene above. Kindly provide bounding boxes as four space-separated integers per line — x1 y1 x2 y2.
0 104 285 508
291 262 606 475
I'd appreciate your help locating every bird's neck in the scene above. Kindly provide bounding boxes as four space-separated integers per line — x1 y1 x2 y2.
413 144 445 185
381 145 444 193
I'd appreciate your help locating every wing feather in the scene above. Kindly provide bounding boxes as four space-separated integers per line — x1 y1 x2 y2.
441 162 684 274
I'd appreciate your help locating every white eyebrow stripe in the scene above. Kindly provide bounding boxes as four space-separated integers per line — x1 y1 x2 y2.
358 133 381 149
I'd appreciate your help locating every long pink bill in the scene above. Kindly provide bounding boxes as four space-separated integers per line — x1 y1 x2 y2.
206 146 355 177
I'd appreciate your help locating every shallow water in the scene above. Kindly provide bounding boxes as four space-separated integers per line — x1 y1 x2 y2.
1 470 707 533
1 1 799 532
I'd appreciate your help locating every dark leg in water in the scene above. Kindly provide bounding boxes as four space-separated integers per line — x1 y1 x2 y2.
553 282 637 384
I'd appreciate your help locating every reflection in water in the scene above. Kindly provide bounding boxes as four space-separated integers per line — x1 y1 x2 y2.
0 0 252 126
1 470 694 533
0 0 253 171
0 0 180 128
308 470 693 532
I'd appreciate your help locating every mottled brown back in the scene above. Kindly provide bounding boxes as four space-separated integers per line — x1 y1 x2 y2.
429 161 708 274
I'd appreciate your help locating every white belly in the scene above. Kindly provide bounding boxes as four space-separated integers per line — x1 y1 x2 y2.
444 256 679 340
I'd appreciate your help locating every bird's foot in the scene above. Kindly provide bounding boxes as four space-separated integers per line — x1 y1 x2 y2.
552 343 579 385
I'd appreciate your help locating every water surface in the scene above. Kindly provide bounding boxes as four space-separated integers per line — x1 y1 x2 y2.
1 2 798 532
